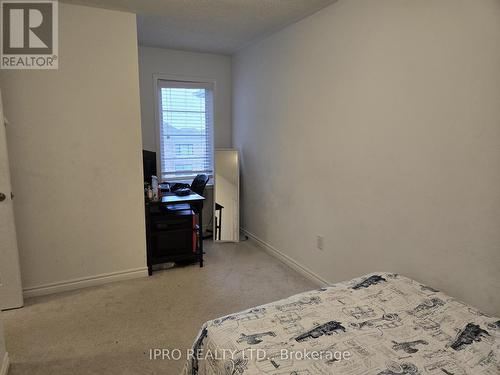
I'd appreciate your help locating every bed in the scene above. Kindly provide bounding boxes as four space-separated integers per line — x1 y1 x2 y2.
182 272 499 374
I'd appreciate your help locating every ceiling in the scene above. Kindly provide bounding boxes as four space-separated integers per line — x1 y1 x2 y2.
62 0 337 55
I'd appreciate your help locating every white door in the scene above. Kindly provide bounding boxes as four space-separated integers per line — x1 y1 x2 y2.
0 88 23 310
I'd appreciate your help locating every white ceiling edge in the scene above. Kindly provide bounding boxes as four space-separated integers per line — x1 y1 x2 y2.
60 0 339 56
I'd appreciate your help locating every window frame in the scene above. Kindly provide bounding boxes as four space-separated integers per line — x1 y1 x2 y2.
153 74 216 183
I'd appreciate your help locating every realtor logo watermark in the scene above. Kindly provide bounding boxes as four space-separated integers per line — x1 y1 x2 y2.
1 0 58 69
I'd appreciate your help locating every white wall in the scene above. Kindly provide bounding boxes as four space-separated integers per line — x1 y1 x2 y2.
233 0 500 315
138 46 232 151
0 3 147 294
0 319 6 372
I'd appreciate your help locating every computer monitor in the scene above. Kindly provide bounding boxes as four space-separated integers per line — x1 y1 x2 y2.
142 150 157 184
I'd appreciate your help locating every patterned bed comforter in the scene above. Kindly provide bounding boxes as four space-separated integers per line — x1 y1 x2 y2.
182 272 500 374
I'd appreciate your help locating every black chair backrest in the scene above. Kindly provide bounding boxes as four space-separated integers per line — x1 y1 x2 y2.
190 174 209 196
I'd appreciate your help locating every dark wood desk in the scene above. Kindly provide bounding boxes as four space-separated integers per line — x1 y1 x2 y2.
160 192 204 205
145 192 205 275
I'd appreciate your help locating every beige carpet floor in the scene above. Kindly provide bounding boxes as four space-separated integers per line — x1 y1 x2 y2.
2 240 316 375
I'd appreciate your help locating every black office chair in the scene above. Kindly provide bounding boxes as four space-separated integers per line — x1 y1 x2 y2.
190 174 209 196
166 174 209 212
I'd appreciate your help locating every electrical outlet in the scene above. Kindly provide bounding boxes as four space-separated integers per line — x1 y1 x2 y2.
316 235 324 250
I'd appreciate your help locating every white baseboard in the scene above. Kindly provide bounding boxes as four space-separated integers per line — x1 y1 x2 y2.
0 352 9 375
23 267 149 298
241 229 330 287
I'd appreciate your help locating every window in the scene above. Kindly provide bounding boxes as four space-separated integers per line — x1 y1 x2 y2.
175 144 194 156
157 80 214 180
175 162 194 171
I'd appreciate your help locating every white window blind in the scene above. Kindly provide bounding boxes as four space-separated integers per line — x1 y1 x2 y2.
157 80 214 181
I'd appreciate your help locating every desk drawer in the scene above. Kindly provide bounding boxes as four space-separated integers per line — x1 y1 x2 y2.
152 220 191 232
150 210 193 232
